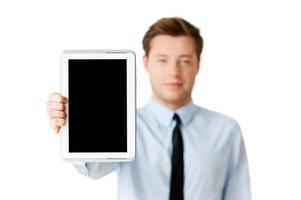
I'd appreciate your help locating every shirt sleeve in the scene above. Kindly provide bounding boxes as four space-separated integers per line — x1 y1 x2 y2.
223 122 252 200
73 161 117 180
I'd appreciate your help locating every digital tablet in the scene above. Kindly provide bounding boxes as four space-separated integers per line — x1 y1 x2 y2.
60 50 136 162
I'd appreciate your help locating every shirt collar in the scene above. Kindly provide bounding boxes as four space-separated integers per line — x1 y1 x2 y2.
146 95 197 127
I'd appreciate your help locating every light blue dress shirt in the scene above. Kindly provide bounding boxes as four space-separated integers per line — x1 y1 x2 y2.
74 96 251 200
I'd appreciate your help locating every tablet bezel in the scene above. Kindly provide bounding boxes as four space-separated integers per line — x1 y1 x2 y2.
60 50 136 162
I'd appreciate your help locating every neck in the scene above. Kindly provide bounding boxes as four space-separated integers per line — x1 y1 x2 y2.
152 95 192 110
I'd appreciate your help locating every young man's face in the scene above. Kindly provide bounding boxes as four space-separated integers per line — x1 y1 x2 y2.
143 35 200 109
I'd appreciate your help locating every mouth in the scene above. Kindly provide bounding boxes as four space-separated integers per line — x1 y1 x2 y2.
164 82 183 89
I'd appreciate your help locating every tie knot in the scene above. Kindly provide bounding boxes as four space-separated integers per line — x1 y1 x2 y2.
173 113 181 125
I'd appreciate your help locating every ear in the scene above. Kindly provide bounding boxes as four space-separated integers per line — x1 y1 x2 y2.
196 58 201 75
143 55 149 72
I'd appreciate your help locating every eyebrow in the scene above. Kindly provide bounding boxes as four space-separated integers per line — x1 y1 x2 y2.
155 54 193 58
179 55 193 58
155 54 169 58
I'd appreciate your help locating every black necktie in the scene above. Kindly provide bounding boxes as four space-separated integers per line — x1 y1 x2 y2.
169 113 184 200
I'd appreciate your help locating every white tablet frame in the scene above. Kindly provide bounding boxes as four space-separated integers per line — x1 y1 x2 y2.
60 50 136 162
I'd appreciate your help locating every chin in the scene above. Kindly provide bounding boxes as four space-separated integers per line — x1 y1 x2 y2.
161 92 189 104
164 89 186 98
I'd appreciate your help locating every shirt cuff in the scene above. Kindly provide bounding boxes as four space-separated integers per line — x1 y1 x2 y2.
73 161 89 176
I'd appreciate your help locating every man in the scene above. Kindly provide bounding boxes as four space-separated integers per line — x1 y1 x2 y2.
47 17 251 200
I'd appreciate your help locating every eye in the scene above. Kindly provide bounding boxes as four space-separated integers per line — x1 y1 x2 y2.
158 59 167 63
179 59 191 65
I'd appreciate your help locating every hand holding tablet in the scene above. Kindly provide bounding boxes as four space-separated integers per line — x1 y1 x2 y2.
60 50 136 162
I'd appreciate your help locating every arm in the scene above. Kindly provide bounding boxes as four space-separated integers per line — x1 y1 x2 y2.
47 93 117 180
223 122 252 200
73 161 117 180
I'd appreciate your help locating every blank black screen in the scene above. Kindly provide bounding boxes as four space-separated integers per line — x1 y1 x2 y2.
68 59 127 152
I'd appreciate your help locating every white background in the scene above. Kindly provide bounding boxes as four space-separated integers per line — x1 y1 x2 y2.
0 0 300 199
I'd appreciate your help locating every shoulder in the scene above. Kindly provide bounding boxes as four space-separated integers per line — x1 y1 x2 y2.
194 105 238 123
137 105 147 120
192 105 245 152
193 104 242 135
136 105 154 125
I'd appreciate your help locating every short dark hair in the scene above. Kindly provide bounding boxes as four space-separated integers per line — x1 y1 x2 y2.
142 17 203 60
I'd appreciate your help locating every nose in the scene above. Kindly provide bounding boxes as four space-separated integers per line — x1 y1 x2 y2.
167 60 180 77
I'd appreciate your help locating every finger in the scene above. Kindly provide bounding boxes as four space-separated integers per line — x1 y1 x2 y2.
55 126 61 134
48 110 67 118
50 120 64 135
51 118 66 127
50 119 58 130
48 92 68 103
48 101 65 111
